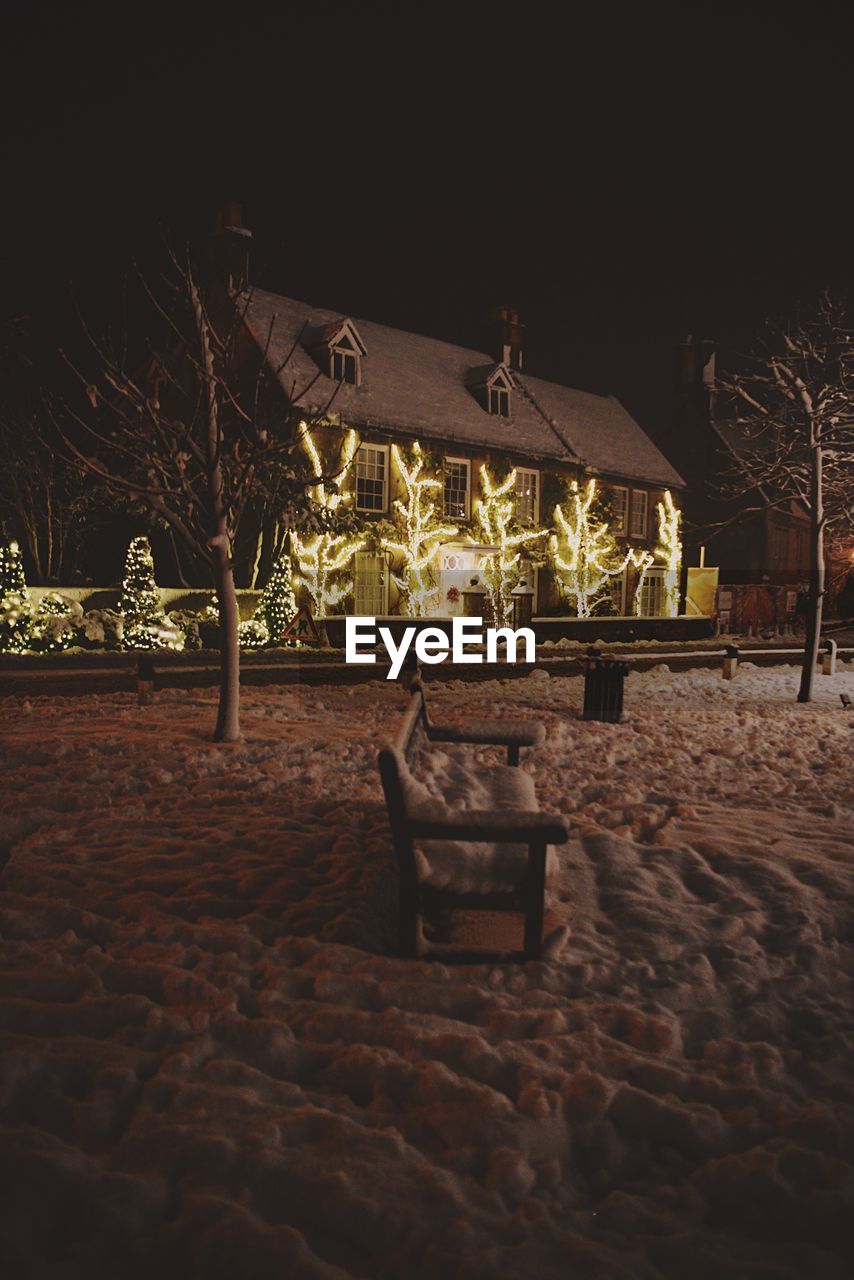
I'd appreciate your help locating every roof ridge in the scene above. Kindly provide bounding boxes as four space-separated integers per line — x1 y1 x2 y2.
514 373 580 462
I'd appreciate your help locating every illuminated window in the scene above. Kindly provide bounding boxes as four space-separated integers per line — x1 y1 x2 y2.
354 552 387 614
443 458 470 519
612 486 629 534
514 468 539 524
629 489 648 538
355 444 388 512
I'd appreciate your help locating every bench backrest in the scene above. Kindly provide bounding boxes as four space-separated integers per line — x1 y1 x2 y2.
377 686 430 886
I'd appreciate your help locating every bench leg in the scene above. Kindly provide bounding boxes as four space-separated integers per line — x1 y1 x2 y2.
507 743 520 766
523 841 547 960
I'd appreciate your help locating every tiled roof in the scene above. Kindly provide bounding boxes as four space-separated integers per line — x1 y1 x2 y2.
241 288 684 488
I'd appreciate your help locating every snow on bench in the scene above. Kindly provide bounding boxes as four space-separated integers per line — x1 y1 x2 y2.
378 681 568 961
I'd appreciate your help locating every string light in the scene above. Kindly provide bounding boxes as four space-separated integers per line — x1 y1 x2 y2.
0 541 35 653
472 466 542 626
382 442 457 616
119 536 184 650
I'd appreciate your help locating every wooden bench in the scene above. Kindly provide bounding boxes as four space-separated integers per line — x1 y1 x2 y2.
378 682 569 961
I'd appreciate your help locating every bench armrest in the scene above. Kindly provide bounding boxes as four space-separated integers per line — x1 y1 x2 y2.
409 808 569 845
426 719 546 749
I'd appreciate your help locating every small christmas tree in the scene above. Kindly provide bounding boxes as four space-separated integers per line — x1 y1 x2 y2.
0 541 34 653
119 536 168 650
256 544 297 643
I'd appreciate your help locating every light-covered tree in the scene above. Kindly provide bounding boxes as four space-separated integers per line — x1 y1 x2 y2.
550 479 628 618
56 246 336 739
119 536 183 650
383 442 457 616
291 427 364 617
256 544 297 642
473 466 542 625
654 489 682 618
0 541 34 653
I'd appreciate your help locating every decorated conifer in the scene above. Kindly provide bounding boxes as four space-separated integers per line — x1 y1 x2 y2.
118 536 183 650
256 544 296 643
0 541 34 653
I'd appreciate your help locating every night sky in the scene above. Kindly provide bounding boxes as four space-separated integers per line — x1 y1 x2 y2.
2 1 853 437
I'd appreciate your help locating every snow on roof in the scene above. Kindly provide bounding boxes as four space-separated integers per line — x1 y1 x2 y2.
242 288 684 488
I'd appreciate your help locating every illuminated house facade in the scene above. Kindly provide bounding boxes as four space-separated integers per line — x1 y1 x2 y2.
236 285 684 619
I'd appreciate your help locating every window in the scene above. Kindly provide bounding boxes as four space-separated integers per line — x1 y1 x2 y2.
638 567 666 617
489 385 510 416
514 468 539 524
609 568 627 614
354 553 387 615
771 526 788 568
443 458 470 519
332 348 358 384
612 486 629 535
355 444 388 512
629 488 648 538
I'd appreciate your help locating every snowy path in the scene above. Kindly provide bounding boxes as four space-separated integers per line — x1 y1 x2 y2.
1 664 853 1279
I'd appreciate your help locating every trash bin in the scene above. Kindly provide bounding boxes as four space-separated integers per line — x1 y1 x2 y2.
582 648 629 723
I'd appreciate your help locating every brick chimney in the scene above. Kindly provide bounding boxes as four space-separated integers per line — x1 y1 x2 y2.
678 334 716 419
493 304 525 370
207 201 252 294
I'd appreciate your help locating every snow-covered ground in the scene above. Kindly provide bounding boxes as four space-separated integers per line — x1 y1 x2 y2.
1 663 853 1279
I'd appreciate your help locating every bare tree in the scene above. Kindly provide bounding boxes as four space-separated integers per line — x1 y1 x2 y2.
717 294 854 701
55 248 337 741
0 319 98 584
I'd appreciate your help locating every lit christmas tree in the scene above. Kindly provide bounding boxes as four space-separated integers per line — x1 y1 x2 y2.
382 442 457 616
0 541 34 653
256 543 297 642
119 536 184 650
473 466 542 626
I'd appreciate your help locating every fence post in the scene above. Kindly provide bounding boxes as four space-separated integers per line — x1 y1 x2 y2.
822 638 837 676
722 643 739 680
137 654 155 706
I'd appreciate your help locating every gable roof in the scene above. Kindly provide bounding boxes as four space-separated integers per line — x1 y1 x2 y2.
241 288 684 488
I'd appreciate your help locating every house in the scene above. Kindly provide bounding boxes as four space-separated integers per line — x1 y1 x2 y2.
660 336 811 633
230 261 685 621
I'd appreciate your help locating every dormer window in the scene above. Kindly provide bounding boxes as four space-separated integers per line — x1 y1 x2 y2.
489 385 510 416
465 362 515 416
303 317 367 387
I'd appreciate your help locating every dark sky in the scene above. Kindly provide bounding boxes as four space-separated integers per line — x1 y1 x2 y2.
2 0 853 436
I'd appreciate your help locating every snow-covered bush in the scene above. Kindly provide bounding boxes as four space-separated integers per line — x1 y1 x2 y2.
80 608 124 648
237 618 269 648
32 593 83 652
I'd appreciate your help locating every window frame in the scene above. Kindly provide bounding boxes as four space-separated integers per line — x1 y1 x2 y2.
354 442 389 513
611 485 629 536
442 456 471 520
353 551 388 616
488 385 510 416
637 566 666 617
513 467 540 526
331 347 359 386
629 488 649 539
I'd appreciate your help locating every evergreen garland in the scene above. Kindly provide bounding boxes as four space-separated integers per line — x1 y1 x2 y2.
256 545 296 643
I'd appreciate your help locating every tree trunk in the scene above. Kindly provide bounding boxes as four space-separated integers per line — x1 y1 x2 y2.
798 437 824 703
212 527 241 742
